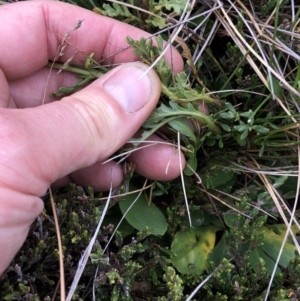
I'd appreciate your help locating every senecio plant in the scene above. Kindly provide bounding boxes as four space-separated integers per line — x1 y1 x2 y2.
1 0 300 300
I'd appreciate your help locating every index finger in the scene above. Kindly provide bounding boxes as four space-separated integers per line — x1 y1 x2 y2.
0 1 183 81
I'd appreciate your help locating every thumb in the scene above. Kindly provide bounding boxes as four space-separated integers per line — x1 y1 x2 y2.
62 61 161 176
0 62 160 273
1 62 161 196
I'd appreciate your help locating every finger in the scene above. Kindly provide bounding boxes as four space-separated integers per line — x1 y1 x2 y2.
9 67 79 108
51 161 123 191
127 134 186 181
51 175 71 188
0 68 16 108
70 161 124 191
0 1 183 81
68 131 186 190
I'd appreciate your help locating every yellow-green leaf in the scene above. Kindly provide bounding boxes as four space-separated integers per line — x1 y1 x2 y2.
259 224 299 268
171 225 221 274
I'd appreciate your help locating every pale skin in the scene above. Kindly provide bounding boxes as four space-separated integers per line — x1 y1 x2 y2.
0 1 187 275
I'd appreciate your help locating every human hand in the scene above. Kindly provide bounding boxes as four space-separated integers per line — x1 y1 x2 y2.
0 1 185 274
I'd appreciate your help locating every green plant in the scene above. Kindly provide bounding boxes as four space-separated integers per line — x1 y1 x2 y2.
2 0 300 300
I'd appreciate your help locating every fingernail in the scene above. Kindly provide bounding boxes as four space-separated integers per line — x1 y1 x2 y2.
103 63 153 112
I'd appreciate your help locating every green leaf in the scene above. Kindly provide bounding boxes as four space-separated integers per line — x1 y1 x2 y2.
223 213 243 229
208 235 229 267
145 15 166 29
234 123 249 132
272 175 288 189
268 161 298 199
165 73 220 105
155 0 189 14
183 210 205 227
240 110 252 118
247 223 300 276
279 176 298 199
171 226 221 274
103 213 134 238
145 102 221 134
259 224 299 268
205 137 216 146
218 139 224 148
267 75 283 99
219 123 232 132
168 118 197 143
131 101 221 147
185 154 197 176
219 112 235 119
95 3 140 23
126 35 172 85
119 185 168 235
240 129 249 140
259 144 265 157
200 157 235 189
225 102 236 113
248 246 281 276
269 122 279 129
253 125 270 134
221 217 298 275
233 132 247 146
152 181 170 196
184 211 223 228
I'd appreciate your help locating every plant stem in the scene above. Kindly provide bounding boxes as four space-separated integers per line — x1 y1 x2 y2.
47 62 103 78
